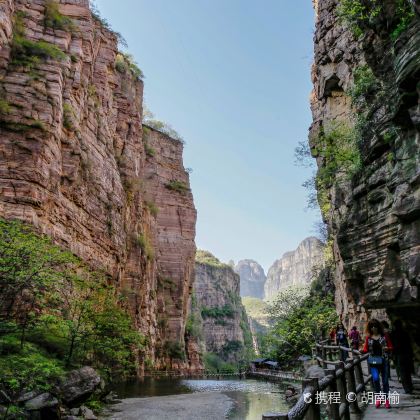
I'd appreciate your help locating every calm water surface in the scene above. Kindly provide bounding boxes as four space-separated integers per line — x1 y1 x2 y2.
114 377 296 420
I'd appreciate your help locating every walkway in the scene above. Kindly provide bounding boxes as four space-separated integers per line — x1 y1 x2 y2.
362 369 420 419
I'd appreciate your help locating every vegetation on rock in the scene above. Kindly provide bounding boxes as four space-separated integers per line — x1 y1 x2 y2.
143 107 184 143
115 52 144 80
201 304 235 319
165 180 190 194
44 0 75 31
135 232 154 260
195 250 229 268
337 0 415 40
11 11 66 69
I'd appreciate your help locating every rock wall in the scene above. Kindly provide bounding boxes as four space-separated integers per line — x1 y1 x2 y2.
311 0 420 362
0 0 200 373
234 259 266 299
190 253 253 364
264 237 325 300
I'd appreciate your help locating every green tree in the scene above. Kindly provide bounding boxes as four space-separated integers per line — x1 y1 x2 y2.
0 218 144 389
0 219 76 347
264 287 338 365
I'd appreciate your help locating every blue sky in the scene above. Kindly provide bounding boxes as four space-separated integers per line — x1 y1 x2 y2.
95 0 320 272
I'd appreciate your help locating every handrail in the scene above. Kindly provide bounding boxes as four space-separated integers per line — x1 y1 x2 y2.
262 341 372 420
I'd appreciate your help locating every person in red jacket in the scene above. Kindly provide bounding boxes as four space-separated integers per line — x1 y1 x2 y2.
362 319 393 409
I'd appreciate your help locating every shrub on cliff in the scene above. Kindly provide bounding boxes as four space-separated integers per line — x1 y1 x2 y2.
195 250 229 268
11 10 66 69
143 106 185 143
115 52 144 80
337 0 415 40
44 0 75 31
165 180 190 194
201 304 235 319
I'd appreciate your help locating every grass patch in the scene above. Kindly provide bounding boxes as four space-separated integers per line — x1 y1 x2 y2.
63 103 76 130
195 250 229 268
135 232 154 260
0 98 11 114
44 0 75 31
0 119 45 132
165 179 189 194
201 304 235 319
144 142 156 157
115 52 144 80
145 201 159 217
11 36 66 68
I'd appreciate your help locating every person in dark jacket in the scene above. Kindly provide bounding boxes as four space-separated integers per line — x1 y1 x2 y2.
335 322 349 361
381 320 392 379
391 319 414 394
362 319 393 409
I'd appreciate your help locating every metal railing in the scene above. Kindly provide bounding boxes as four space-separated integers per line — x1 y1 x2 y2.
262 340 372 420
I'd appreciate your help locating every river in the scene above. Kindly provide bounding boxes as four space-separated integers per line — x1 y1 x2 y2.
104 377 296 420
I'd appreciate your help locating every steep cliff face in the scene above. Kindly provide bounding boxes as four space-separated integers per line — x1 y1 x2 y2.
311 1 419 361
190 252 253 364
0 0 199 373
264 237 325 300
234 259 266 299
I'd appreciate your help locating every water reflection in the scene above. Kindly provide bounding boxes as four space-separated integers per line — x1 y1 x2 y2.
113 377 295 420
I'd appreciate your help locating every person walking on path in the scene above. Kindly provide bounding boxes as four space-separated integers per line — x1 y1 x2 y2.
335 322 349 361
381 320 392 379
349 326 361 350
362 319 393 409
390 319 414 394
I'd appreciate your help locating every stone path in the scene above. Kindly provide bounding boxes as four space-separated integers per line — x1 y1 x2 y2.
362 370 420 420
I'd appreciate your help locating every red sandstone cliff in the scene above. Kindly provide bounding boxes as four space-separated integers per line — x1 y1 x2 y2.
0 0 201 373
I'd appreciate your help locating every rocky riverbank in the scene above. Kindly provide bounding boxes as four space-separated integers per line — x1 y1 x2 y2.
100 392 233 420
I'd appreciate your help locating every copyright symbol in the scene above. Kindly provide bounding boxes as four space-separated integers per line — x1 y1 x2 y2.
303 393 312 403
346 392 357 402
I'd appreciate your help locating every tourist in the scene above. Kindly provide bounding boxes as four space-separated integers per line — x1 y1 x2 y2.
349 326 361 350
381 320 392 379
362 319 393 409
329 327 336 343
335 322 349 361
391 319 414 394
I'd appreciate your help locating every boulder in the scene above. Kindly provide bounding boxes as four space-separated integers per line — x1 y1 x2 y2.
69 407 80 416
24 393 58 411
80 405 97 420
59 367 101 404
17 391 41 403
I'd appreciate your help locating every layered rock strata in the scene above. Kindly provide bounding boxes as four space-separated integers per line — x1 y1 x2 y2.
264 237 325 300
0 0 200 373
311 0 420 362
189 253 253 364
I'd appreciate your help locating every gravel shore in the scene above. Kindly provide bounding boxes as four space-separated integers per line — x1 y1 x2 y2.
101 392 234 420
